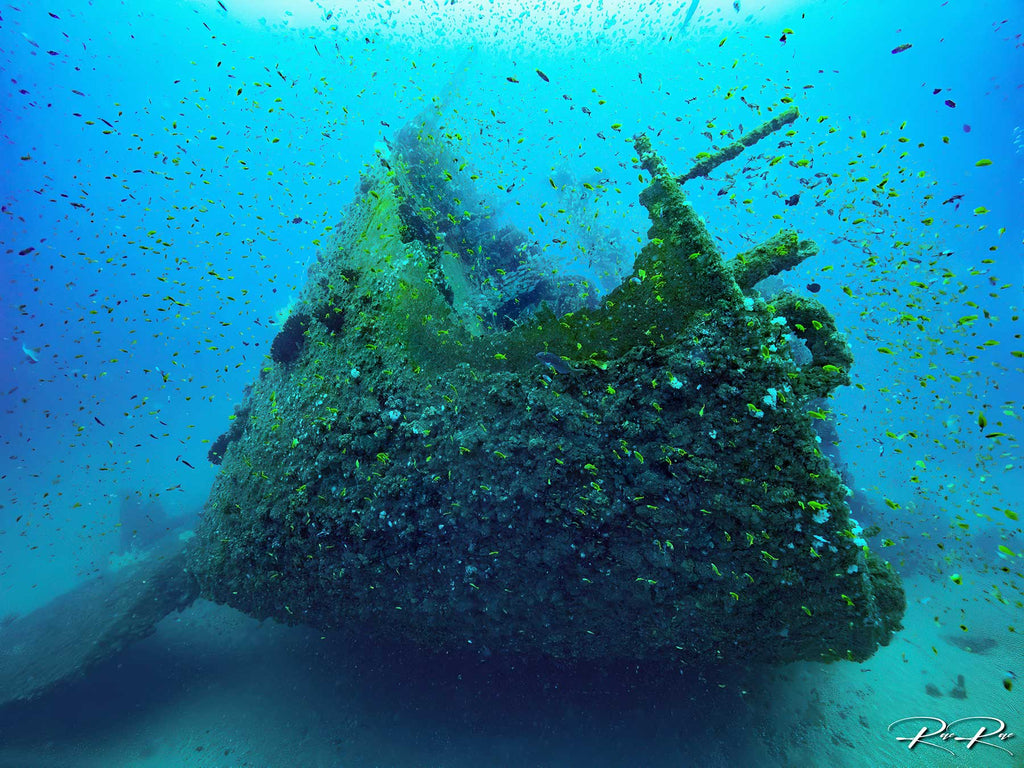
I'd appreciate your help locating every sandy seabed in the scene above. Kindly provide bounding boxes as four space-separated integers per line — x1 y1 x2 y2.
0 572 1018 768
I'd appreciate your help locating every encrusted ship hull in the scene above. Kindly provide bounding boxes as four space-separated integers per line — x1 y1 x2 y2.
191 112 905 666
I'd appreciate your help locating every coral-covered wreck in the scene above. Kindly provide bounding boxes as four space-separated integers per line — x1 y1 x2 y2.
0 108 906 707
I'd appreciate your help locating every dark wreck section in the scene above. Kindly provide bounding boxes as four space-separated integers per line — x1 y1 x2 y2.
190 112 905 666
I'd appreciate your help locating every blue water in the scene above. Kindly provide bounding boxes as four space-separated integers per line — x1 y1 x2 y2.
1 0 1021 766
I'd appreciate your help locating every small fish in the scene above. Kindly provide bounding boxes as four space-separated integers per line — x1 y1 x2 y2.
217 0 227 9
806 282 821 293
94 416 105 426
291 216 303 224
891 43 912 54
535 69 549 82
944 99 956 108
784 193 800 206
506 76 519 83
21 344 39 363
1002 671 1016 692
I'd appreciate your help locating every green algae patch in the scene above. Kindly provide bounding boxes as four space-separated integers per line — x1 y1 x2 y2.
190 113 904 667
